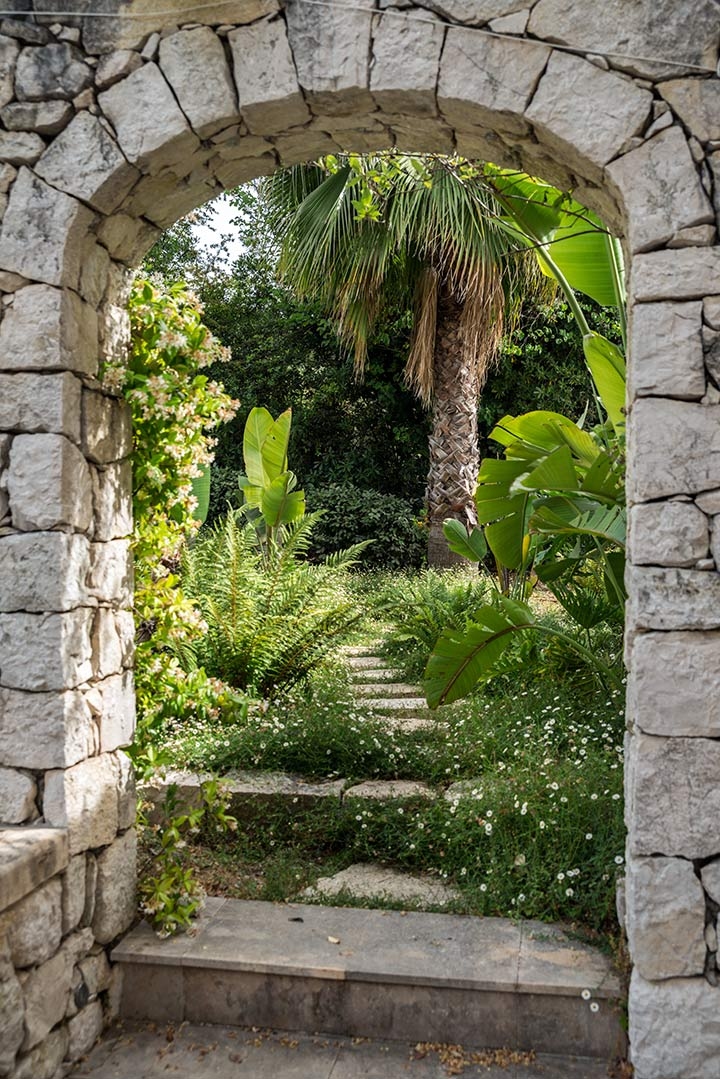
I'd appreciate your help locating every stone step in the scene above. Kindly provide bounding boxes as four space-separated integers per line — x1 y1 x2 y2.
344 779 436 801
345 655 391 670
365 696 431 712
339 644 385 657
354 682 423 698
350 667 402 682
302 862 459 906
113 899 625 1060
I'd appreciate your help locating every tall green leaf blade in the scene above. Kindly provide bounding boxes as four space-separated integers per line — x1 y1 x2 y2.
260 472 306 527
243 407 274 486
545 203 618 307
263 409 293 482
583 333 626 433
512 444 578 494
191 465 211 524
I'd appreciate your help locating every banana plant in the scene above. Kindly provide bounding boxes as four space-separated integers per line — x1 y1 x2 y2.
237 406 306 554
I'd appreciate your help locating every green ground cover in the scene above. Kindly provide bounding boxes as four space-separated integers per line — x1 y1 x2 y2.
156 569 626 939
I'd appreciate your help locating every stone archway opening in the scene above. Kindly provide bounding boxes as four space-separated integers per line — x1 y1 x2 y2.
0 5 719 1077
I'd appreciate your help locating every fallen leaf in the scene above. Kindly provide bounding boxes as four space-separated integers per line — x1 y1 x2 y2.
327 935 341 944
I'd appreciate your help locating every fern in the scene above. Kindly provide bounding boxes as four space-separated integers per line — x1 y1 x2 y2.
182 511 364 696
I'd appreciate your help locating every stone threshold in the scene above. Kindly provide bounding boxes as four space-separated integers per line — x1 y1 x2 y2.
112 899 625 1059
0 825 68 912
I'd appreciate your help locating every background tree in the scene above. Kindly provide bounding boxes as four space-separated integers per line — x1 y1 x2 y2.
262 154 547 566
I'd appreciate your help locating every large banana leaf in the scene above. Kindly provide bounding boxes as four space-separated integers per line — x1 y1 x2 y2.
583 333 627 434
530 500 626 548
243 406 292 487
442 519 487 562
191 465 211 524
260 471 306 528
424 597 535 708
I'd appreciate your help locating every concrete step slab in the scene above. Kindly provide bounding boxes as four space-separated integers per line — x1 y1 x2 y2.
344 780 436 802
386 717 435 733
302 863 459 906
141 770 345 822
350 668 403 682
346 655 391 670
354 683 423 698
112 899 625 1059
365 697 431 712
68 1020 616 1078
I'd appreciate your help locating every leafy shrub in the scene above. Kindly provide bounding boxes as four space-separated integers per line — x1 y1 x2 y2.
378 568 492 679
183 511 364 696
306 482 426 570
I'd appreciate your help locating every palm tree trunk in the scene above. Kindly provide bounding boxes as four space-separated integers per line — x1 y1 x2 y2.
426 282 481 567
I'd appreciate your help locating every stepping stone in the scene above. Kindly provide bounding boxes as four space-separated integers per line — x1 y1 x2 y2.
350 667 401 682
340 644 384 657
444 779 485 801
303 863 460 906
354 682 423 698
365 697 430 712
345 655 389 670
141 769 345 821
387 717 435 733
344 779 436 801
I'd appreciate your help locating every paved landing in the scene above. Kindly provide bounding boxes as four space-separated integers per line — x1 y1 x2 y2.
69 1021 614 1078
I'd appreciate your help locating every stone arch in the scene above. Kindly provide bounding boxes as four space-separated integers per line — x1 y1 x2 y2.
0 4 719 1076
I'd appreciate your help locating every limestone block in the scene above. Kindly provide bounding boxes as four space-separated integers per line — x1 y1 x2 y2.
528 0 719 80
418 0 528 20
92 829 137 945
4 878 62 968
159 27 238 137
19 940 76 1050
215 153 276 191
80 240 111 309
696 489 720 514
88 539 133 606
7 433 92 531
0 947 24 1074
626 732 720 858
61 853 86 935
628 502 708 567
526 52 651 177
387 115 455 154
0 532 93 613
79 949 111 995
629 970 720 1079
0 35 18 109
35 112 140 215
628 399 720 502
91 610 124 680
632 248 720 304
701 859 720 905
15 42 92 100
82 0 278 53
0 99 73 135
0 371 82 440
67 998 103 1060
0 687 93 769
625 855 706 980
98 300 131 368
439 30 548 134
43 752 120 854
0 130 45 165
0 284 99 375
629 631 720 737
123 167 222 230
91 461 132 543
96 213 160 265
0 163 16 195
229 19 309 134
285 0 373 115
99 62 199 173
81 390 132 466
489 8 530 31
0 168 95 289
13 1025 69 1079
96 671 135 752
628 301 705 400
0 609 94 691
627 564 720 632
95 49 142 90
273 128 338 167
116 750 136 831
607 127 713 254
0 767 36 823
659 78 720 144
371 10 444 116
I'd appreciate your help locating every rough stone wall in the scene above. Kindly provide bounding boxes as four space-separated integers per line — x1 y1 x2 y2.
0 2 717 1076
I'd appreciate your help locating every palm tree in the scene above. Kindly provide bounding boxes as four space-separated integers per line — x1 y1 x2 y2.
262 154 544 566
